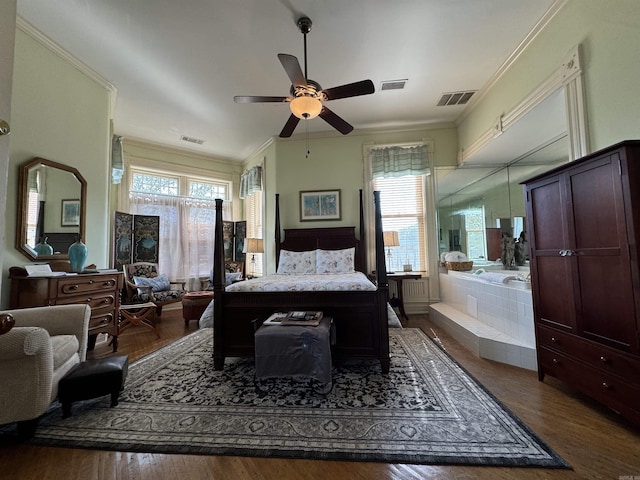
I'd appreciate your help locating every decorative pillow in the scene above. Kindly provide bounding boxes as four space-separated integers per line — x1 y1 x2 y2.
276 249 317 274
133 273 170 294
208 271 244 286
316 247 355 274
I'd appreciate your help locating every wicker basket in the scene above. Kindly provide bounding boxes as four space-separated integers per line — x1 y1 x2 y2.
445 261 474 271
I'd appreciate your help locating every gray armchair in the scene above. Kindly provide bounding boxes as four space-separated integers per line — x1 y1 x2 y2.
0 304 90 437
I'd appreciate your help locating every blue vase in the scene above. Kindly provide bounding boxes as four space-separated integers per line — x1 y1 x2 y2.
34 237 54 256
69 239 88 273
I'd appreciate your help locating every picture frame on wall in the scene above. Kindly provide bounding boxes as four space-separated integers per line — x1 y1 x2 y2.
61 199 80 227
300 189 341 221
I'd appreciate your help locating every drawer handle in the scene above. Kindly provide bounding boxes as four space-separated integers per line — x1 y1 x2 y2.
89 280 94 284
101 298 110 304
602 382 610 390
600 355 609 363
552 358 559 364
551 337 557 343
69 284 79 290
85 298 92 303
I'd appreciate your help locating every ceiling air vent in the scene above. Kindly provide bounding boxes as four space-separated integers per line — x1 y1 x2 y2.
437 90 476 106
381 79 407 91
180 135 204 145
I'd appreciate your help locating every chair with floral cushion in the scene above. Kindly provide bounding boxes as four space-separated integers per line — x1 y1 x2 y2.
122 262 186 316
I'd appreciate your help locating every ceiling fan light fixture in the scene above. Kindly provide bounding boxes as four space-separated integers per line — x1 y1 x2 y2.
290 96 322 119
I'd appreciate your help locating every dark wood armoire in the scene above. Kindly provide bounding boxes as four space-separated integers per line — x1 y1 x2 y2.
523 140 640 427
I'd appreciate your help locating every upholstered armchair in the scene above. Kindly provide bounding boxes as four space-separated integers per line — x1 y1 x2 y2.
199 261 244 290
0 304 90 437
122 262 186 315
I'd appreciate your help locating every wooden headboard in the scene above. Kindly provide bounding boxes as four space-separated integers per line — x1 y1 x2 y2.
274 190 367 273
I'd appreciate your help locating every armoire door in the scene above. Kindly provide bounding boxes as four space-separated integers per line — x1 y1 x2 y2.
567 152 638 353
526 175 576 332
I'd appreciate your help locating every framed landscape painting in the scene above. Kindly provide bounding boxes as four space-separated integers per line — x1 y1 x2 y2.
300 189 341 221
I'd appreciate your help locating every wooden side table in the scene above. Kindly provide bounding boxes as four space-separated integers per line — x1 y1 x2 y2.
387 273 421 321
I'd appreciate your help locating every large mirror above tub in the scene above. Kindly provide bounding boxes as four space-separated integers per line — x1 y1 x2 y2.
16 157 87 261
435 88 572 268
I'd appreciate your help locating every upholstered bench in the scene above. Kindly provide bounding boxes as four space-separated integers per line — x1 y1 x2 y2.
58 355 129 418
182 291 214 326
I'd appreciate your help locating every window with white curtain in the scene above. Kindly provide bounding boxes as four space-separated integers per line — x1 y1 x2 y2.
368 144 430 273
129 170 231 284
373 175 426 272
244 190 263 276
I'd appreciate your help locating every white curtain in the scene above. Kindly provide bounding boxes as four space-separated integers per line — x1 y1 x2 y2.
129 192 231 287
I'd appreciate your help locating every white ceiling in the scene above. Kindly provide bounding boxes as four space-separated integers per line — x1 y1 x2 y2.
16 0 558 162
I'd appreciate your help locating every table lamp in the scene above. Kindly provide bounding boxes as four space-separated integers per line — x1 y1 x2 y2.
383 231 400 272
243 238 263 278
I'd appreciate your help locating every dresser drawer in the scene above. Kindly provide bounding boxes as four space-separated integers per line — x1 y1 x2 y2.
54 292 119 311
88 312 116 335
54 275 121 297
538 346 640 411
537 324 640 381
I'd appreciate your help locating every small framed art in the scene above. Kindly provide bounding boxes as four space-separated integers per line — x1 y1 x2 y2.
300 189 341 221
61 199 80 227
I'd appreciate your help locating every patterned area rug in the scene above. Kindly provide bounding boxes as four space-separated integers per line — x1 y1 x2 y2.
26 328 568 467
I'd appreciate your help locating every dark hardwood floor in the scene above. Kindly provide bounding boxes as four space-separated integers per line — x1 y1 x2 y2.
1 304 639 479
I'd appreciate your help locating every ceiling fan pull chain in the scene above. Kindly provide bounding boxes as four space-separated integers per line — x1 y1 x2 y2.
305 121 311 159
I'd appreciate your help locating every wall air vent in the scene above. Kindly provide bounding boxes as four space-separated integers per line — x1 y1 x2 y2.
180 135 204 145
381 79 407 91
437 90 476 106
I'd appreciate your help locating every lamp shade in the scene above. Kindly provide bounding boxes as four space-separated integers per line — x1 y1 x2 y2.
383 231 400 247
289 96 322 119
243 238 264 254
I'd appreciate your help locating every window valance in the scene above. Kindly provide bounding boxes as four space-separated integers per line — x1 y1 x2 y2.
239 165 263 199
371 144 429 178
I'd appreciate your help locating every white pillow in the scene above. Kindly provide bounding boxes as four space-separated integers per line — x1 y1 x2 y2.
277 249 317 274
316 248 355 274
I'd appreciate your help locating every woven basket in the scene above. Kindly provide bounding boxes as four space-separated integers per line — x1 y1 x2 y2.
445 261 473 271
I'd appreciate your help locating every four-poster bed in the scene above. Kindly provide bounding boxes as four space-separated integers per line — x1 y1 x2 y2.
211 190 390 373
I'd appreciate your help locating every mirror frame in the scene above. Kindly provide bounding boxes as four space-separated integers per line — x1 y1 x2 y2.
16 157 87 261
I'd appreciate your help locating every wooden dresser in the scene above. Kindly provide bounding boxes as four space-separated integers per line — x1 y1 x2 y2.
9 267 124 351
523 140 640 427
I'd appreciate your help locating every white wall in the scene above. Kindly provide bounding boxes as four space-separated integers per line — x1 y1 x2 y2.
1 26 112 307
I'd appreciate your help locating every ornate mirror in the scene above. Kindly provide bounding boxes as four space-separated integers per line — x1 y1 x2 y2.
16 157 87 261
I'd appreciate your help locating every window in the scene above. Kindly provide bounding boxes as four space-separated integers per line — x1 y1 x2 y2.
373 175 426 272
244 190 263 277
128 170 231 283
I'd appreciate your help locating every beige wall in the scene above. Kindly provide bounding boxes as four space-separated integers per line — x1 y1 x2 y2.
1 27 112 307
458 0 640 154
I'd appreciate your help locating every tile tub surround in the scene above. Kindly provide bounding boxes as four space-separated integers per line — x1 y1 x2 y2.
430 271 536 371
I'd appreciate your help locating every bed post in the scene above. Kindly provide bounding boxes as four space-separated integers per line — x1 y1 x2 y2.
213 198 225 370
373 190 390 374
275 193 281 267
358 189 366 271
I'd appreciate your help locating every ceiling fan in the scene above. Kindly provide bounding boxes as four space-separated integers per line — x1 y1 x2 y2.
234 16 375 138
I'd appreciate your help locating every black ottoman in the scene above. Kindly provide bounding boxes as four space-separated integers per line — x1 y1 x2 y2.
58 355 129 418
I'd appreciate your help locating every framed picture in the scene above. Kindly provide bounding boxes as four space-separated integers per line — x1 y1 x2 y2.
61 199 80 227
300 189 341 221
223 221 234 261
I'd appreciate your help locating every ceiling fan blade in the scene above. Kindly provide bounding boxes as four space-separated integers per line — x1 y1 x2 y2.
319 107 353 135
234 96 289 103
321 79 375 101
279 113 300 138
278 54 307 88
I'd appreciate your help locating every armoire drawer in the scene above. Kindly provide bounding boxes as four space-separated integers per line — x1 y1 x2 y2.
538 346 640 409
537 324 640 382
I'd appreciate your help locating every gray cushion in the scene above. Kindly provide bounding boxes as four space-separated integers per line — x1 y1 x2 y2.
50 334 79 370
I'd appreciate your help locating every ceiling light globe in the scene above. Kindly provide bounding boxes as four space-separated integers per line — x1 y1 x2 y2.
290 96 322 119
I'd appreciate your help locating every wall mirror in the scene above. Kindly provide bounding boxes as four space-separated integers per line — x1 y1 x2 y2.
16 157 87 261
435 88 571 264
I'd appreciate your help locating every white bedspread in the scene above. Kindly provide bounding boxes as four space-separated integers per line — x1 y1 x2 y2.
225 272 377 292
